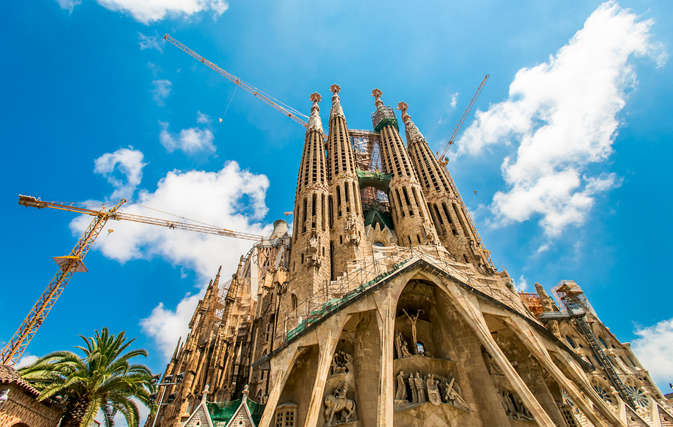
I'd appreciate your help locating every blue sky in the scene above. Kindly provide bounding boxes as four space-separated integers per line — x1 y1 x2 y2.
2 0 672 421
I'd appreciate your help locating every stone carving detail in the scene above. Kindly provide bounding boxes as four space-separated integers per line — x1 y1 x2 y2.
414 373 426 403
499 389 534 421
395 331 412 359
402 308 425 354
344 216 360 246
306 233 321 267
324 382 356 426
426 374 441 406
329 351 353 375
443 378 471 412
395 371 471 412
395 371 407 403
483 349 505 376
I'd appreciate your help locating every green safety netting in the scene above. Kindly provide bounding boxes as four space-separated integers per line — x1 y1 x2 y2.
207 400 240 423
356 169 391 193
207 398 266 426
374 117 399 133
363 209 394 230
246 399 265 425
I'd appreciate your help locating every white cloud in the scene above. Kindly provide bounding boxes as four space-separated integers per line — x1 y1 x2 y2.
70 160 273 359
450 93 459 109
151 79 172 106
94 147 147 199
631 318 673 391
138 31 165 53
515 275 529 292
15 354 39 369
55 0 82 12
140 295 200 359
458 1 666 236
196 111 211 124
160 113 216 155
96 0 228 24
108 397 151 427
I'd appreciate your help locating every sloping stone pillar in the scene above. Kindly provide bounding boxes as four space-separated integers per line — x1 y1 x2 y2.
258 343 308 427
503 315 626 427
303 313 349 427
441 281 556 427
373 287 396 426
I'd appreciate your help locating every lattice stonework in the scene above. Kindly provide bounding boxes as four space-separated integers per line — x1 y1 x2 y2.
626 385 649 408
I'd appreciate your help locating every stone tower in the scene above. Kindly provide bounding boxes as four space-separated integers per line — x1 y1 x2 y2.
286 93 331 321
327 84 371 279
398 102 488 266
371 89 438 247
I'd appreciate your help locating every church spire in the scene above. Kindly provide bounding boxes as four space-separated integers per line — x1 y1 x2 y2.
286 92 331 327
326 84 370 278
371 90 438 247
400 101 491 269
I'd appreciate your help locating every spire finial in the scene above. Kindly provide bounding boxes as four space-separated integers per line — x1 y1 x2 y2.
308 92 323 132
396 101 411 123
372 88 383 108
329 85 344 119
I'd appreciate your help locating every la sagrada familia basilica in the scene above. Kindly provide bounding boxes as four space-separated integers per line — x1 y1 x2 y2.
145 87 673 427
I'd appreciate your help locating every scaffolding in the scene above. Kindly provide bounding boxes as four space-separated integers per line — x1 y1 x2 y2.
551 280 634 409
518 292 543 319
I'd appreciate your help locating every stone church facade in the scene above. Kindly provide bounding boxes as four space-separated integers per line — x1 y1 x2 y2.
146 88 673 427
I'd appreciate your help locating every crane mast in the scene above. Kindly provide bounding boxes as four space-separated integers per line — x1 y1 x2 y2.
1 195 264 365
1 198 125 365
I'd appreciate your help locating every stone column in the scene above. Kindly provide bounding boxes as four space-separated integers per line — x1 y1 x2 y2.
504 316 625 427
373 288 396 426
257 343 307 427
303 314 347 427
442 282 556 427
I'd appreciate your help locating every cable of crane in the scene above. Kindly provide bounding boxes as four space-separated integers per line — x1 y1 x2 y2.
220 85 238 123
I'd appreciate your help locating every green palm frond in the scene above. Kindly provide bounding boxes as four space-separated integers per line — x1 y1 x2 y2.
19 327 155 427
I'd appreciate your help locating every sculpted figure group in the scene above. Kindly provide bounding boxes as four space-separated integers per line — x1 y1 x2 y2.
395 371 471 411
329 350 354 375
324 382 356 426
498 389 534 421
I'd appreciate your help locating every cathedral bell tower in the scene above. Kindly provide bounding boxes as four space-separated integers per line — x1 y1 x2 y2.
327 84 371 279
371 89 439 247
286 93 331 321
398 102 489 266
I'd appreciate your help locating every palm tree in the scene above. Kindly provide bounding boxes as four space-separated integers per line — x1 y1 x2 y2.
19 328 155 427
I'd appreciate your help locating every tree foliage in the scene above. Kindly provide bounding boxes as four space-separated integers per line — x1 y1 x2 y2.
19 328 156 427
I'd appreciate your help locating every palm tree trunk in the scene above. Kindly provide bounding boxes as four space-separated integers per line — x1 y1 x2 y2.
61 397 92 427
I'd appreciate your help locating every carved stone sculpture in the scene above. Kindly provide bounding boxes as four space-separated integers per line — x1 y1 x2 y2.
395 331 412 359
426 374 441 406
444 379 471 412
324 382 356 426
414 372 426 403
395 371 407 403
329 351 353 375
515 398 535 421
408 373 418 404
402 308 425 354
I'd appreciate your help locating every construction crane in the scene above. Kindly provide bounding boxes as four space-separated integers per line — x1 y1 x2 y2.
1 195 264 366
436 74 489 167
164 34 328 141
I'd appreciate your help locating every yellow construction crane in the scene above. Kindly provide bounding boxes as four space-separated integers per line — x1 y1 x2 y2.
1 195 264 366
